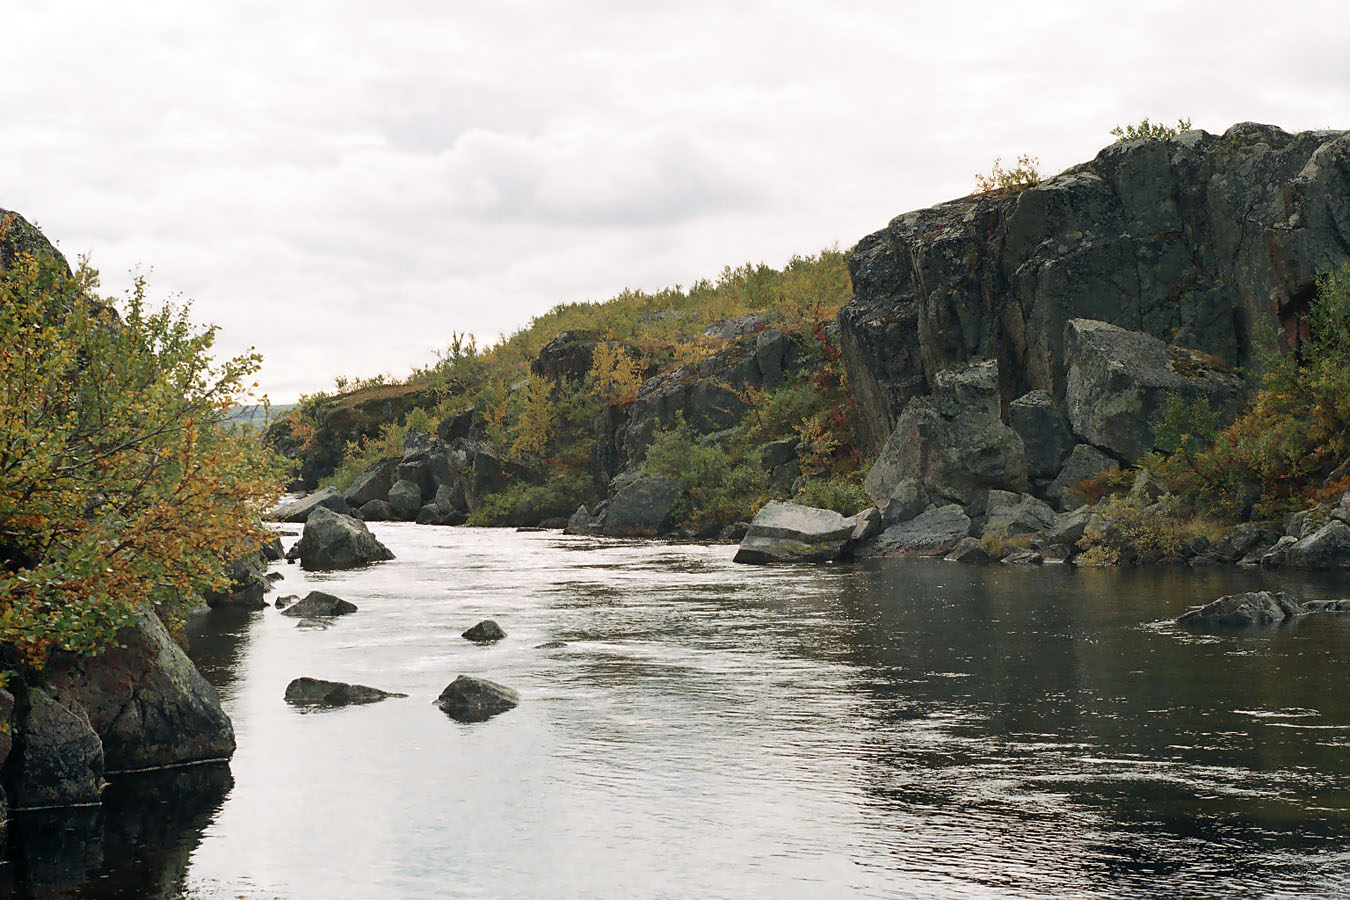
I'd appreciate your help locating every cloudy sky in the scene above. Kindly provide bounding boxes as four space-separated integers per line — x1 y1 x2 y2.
3 1 1346 401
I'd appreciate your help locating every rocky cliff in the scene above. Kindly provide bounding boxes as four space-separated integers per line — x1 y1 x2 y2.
840 123 1350 453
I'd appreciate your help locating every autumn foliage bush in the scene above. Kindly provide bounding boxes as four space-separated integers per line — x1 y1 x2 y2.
0 216 280 668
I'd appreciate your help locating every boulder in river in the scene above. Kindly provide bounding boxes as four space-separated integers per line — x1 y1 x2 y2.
434 676 520 723
284 678 407 708
462 620 507 643
1176 591 1307 629
733 501 855 564
293 506 394 570
279 591 359 618
601 472 684 537
45 604 236 774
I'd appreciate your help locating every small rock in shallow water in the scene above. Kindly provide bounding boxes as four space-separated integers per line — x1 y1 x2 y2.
535 640 568 649
275 594 297 609
435 676 519 722
284 677 407 708
280 591 358 618
295 618 333 630
1177 591 1306 629
462 620 506 643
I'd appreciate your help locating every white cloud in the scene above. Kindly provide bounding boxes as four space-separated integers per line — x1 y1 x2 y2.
2 0 1347 399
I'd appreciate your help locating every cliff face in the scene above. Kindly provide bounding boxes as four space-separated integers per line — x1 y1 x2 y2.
840 123 1350 453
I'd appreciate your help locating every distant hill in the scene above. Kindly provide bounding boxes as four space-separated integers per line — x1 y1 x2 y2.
225 403 294 432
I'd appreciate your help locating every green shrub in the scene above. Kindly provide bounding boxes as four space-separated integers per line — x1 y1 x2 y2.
1076 494 1227 564
973 155 1042 194
0 219 280 667
1111 118 1191 142
643 422 769 531
1146 264 1350 519
793 474 869 516
467 469 596 527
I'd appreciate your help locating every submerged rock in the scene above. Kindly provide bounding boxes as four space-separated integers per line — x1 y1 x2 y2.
293 506 394 571
1176 591 1307 629
279 591 359 618
462 620 507 643
434 676 520 723
733 501 855 564
284 678 407 707
535 640 568 649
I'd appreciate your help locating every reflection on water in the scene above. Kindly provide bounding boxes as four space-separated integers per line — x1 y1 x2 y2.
2 765 233 899
6 525 1350 898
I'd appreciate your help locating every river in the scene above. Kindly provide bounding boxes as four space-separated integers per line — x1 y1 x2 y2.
5 524 1350 898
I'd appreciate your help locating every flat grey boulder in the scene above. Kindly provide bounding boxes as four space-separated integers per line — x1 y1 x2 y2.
872 504 972 556
268 487 351 523
733 501 855 564
865 359 1027 507
284 678 407 707
434 676 520 723
279 590 359 618
294 506 394 571
1177 591 1306 629
462 620 507 643
1064 318 1245 464
46 605 236 774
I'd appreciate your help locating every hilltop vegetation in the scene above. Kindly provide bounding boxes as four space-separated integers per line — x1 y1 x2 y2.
271 248 863 531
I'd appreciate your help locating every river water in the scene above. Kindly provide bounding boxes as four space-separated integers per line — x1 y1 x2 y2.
5 524 1350 898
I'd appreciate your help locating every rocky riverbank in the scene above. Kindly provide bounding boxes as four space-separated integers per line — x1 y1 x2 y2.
267 123 1350 569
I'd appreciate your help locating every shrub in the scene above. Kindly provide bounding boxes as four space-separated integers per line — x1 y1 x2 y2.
1111 118 1191 142
0 221 280 667
1145 264 1350 519
793 474 869 516
973 155 1042 194
643 422 768 531
466 469 595 527
1075 494 1226 565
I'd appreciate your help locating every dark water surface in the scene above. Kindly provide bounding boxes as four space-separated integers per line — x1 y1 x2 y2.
7 524 1350 898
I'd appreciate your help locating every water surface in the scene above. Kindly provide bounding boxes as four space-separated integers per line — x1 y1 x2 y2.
7 524 1350 898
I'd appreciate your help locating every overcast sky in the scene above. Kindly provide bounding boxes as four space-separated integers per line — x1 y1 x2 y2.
3 1 1347 401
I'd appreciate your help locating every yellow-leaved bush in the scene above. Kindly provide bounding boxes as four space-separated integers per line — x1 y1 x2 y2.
0 216 281 668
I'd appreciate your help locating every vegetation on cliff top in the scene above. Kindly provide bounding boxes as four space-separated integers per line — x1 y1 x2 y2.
0 215 280 667
282 248 860 531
